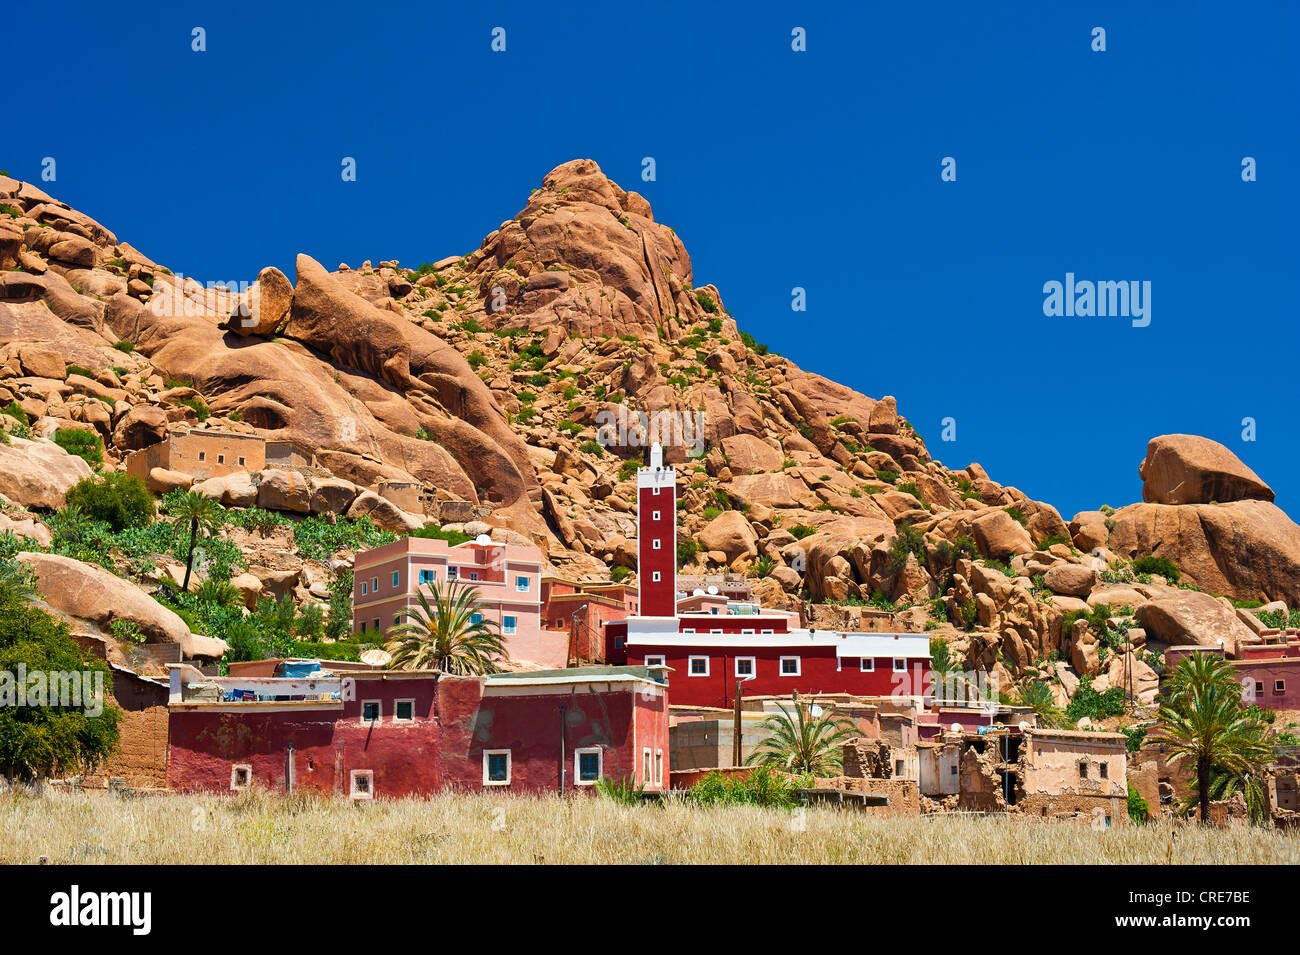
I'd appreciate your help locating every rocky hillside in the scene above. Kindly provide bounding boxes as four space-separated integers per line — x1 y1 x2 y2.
2 159 1299 702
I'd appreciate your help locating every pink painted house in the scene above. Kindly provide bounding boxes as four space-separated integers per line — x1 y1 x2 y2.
352 535 545 664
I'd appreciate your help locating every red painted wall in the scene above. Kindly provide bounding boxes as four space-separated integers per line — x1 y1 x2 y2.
638 484 676 616
627 644 930 708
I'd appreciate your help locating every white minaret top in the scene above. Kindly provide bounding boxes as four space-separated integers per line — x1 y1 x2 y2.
638 442 675 488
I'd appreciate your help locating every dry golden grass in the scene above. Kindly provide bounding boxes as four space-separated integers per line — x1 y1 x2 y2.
1 789 1296 864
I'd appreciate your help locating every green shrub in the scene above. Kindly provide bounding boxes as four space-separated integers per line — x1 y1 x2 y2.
64 473 155 531
176 397 210 422
694 291 717 314
53 428 103 466
1065 676 1126 722
594 775 646 805
888 521 926 570
874 469 898 485
610 565 632 583
2 400 27 424
1127 785 1150 823
686 768 809 808
1131 555 1179 583
410 524 473 547
789 524 816 541
677 537 699 568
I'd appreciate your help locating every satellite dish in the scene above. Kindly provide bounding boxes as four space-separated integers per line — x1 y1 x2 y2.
1018 720 1029 732
476 534 492 546
707 585 719 595
951 723 962 733
359 648 392 667
810 704 824 718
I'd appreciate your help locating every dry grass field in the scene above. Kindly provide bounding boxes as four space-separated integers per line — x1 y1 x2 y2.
2 789 1297 865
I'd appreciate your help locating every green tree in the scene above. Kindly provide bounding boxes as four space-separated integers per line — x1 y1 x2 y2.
324 569 354 640
64 473 155 532
745 697 860 777
385 578 507 675
929 636 962 703
1151 653 1274 825
168 491 222 591
193 577 241 609
0 560 121 781
1016 677 1066 728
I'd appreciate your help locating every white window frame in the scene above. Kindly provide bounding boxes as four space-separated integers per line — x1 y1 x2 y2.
711 628 723 634
371 577 378 592
652 510 661 521
860 657 875 672
652 572 661 582
503 615 517 635
1275 680 1286 694
688 655 710 677
349 769 374 800
682 628 696 634
644 654 666 668
516 575 531 592
393 699 415 723
574 746 603 786
652 539 661 550
361 581 368 596
448 566 459 579
741 629 755 635
761 628 775 634
420 569 436 585
893 658 907 672
482 749 512 786
735 657 756 678
230 764 252 791
217 454 225 465
361 699 381 723
238 456 246 466
779 656 801 677
643 747 653 783
654 749 663 787
652 487 660 496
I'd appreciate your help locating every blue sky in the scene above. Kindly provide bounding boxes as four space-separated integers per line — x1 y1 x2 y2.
9 0 1297 519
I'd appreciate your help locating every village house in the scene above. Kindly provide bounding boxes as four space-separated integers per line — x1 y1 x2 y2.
164 663 668 797
1165 629 1300 710
351 534 546 663
124 426 267 481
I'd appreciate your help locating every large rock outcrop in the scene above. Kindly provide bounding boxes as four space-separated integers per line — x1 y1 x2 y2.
1135 590 1257 657
1139 434 1273 505
0 437 94 509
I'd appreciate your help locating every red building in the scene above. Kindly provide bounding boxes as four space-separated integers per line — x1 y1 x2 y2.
602 442 932 710
165 664 669 797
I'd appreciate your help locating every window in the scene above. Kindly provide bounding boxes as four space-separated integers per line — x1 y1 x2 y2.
237 456 246 466
361 581 368 596
741 629 755 634
893 658 907 672
394 699 414 722
468 571 479 581
682 628 696 634
779 656 801 677
359 620 367 634
1099 763 1108 779
372 618 379 632
652 539 661 550
735 657 755 678
371 577 378 592
652 572 661 582
230 764 252 790
198 451 206 462
362 700 381 722
860 658 875 672
951 764 958 775
575 747 603 785
652 487 660 496
393 615 401 627
217 454 225 465
471 613 483 625
645 655 666 668
448 567 459 579
483 750 511 786
895 759 904 777
761 629 774 634
392 571 400 587
654 750 663 787
1276 680 1287 694
652 510 661 521
1078 761 1089 779
349 769 374 800
710 629 722 634
643 748 652 783
420 569 436 585
516 575 531 592
688 656 709 676
503 615 517 635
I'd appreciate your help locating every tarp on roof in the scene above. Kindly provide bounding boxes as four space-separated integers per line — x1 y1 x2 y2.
275 659 325 678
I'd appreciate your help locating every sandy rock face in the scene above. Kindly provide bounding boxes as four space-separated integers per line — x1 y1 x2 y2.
1139 434 1273 505
17 552 224 658
1110 498 1300 604
0 437 94 509
1135 590 1257 656
224 266 293 337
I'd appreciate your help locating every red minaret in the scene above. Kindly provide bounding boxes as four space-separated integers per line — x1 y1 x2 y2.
637 442 677 617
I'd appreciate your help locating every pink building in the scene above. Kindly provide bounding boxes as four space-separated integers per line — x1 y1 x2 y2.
352 535 544 664
1166 630 1300 711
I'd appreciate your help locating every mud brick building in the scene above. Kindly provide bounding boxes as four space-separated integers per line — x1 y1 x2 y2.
125 427 266 481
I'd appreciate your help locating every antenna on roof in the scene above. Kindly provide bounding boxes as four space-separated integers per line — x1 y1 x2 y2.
707 585 718 595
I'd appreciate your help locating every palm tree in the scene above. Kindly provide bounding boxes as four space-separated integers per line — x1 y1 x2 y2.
384 578 507 675
1017 677 1067 728
169 491 222 591
1150 653 1274 824
745 697 861 777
